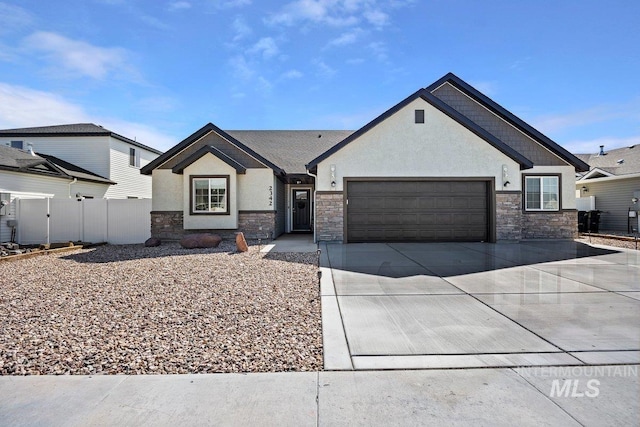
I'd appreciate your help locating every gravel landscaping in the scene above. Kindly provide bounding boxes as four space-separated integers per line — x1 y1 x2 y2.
0 241 322 375
576 234 640 251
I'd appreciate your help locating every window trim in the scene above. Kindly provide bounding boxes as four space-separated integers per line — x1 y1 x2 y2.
522 173 561 213
189 175 230 215
129 147 140 168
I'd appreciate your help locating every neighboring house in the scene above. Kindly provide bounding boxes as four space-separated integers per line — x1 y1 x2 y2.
0 144 115 242
142 73 589 243
0 123 163 199
575 145 640 232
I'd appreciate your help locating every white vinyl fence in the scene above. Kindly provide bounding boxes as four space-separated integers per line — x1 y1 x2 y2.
16 198 152 245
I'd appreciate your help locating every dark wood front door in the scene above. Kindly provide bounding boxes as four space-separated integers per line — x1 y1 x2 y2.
292 189 311 231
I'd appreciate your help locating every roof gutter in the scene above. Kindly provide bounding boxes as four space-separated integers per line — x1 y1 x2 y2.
306 169 318 243
68 177 77 198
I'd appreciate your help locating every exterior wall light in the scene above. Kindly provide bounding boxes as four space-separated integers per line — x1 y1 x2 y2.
502 165 509 187
330 164 336 188
581 186 589 193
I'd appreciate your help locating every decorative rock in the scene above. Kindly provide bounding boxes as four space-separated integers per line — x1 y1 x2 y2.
235 232 249 252
179 233 222 249
144 237 161 247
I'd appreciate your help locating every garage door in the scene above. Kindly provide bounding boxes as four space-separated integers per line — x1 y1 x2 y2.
346 180 490 243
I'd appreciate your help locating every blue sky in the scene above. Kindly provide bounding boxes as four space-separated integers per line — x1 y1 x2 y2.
0 0 638 154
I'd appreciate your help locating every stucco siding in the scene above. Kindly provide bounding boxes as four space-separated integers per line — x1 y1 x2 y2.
182 153 238 230
237 169 276 211
576 176 640 232
316 98 520 192
152 169 182 211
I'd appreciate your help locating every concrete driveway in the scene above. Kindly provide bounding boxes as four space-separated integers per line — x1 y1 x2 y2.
320 241 640 370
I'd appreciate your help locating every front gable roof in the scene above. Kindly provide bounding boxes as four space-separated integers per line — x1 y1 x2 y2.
427 73 589 172
306 88 535 170
171 145 247 174
141 123 283 176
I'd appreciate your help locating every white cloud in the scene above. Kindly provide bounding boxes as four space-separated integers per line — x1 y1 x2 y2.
140 15 171 31
561 136 640 155
231 16 252 41
0 2 34 34
313 59 336 78
247 37 279 59
364 9 388 27
282 69 303 79
266 0 359 27
0 82 90 127
168 1 191 11
210 0 251 9
228 55 255 79
326 28 364 47
0 82 175 150
23 31 137 81
367 41 387 61
532 105 628 135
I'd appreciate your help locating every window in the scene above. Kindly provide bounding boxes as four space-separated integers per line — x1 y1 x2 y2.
10 141 23 149
129 147 140 168
415 109 425 124
525 176 560 211
191 176 229 214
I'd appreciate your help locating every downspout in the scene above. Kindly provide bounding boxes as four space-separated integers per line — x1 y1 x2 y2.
68 178 77 198
306 169 318 243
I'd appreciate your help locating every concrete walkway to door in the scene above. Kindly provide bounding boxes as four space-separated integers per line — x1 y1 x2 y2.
320 240 640 371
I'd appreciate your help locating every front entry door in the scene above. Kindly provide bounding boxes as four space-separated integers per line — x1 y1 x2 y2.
292 189 311 231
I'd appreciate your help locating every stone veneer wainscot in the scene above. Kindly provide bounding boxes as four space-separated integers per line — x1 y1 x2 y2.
316 192 344 242
151 210 278 240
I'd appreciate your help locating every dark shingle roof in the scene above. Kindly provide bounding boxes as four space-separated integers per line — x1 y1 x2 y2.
576 145 640 176
0 123 163 155
226 130 353 174
37 153 115 184
0 145 113 184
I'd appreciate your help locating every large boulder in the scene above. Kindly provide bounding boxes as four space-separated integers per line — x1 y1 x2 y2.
144 237 161 247
235 232 249 252
179 233 222 249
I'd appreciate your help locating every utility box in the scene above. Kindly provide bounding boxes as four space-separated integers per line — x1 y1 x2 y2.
0 193 10 216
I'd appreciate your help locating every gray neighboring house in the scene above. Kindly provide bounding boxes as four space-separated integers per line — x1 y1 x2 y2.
0 144 115 241
575 145 640 232
0 123 162 199
143 72 589 243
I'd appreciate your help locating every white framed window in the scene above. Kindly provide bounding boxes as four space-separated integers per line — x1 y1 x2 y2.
525 175 560 211
129 147 140 168
190 175 229 215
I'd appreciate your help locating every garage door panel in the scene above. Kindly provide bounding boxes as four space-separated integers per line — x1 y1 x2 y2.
347 180 490 243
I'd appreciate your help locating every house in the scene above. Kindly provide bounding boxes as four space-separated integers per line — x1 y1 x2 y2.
575 145 640 233
142 73 589 243
0 123 163 199
0 144 115 242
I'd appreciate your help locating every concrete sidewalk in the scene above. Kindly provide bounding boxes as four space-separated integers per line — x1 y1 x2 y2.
1 367 638 426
